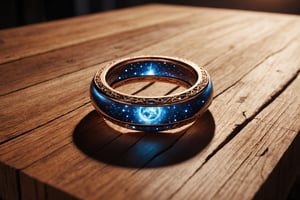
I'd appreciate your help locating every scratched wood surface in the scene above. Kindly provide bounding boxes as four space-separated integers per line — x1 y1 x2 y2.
0 4 299 200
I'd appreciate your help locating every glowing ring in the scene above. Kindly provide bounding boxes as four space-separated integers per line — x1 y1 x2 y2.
90 56 213 132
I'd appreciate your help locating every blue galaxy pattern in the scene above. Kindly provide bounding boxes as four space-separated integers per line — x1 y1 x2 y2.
107 60 197 86
90 80 212 131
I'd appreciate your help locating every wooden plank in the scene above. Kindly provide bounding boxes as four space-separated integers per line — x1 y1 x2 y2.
15 23 300 199
0 7 233 95
136 15 300 95
0 163 19 200
171 75 300 200
1 9 298 143
1 7 296 96
0 4 198 64
19 172 46 200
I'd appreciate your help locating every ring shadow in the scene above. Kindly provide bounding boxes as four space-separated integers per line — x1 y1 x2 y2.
73 110 215 168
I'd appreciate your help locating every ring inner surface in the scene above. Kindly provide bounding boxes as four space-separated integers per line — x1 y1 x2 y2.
106 58 198 93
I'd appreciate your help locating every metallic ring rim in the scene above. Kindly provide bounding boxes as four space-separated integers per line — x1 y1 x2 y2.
94 55 210 106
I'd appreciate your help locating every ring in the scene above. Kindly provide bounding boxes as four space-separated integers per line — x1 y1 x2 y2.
90 56 213 132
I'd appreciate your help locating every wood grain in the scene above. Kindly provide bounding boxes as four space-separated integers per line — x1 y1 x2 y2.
1 7 298 142
0 4 198 64
0 6 232 95
172 75 300 200
0 4 299 200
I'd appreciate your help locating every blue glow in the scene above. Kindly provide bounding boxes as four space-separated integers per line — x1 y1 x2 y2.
146 69 155 75
138 107 161 123
146 63 155 75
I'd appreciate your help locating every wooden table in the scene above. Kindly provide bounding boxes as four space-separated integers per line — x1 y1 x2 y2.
0 4 299 200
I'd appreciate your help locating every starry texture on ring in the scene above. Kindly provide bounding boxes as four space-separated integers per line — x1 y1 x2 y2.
90 81 212 130
107 61 197 86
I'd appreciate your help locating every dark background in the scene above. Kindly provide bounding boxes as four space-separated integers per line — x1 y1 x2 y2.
1 0 300 29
